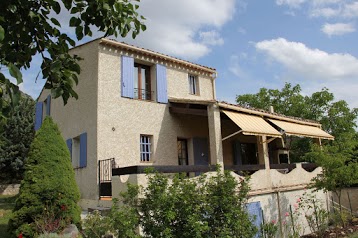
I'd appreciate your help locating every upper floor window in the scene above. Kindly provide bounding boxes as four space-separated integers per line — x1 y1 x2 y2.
188 74 199 95
140 135 152 162
134 63 152 100
122 56 167 103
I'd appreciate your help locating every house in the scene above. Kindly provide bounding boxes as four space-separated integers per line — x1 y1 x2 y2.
35 38 334 235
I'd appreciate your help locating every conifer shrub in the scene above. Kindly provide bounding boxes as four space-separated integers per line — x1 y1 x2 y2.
8 117 81 237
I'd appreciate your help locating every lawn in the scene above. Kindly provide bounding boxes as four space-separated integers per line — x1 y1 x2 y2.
0 195 16 238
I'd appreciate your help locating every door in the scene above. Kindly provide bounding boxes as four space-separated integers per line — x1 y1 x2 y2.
246 201 263 238
177 139 189 166
193 137 209 176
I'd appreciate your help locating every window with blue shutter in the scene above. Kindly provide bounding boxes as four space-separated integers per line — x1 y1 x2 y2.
34 102 43 131
66 139 72 160
46 95 51 116
246 201 263 238
121 55 134 98
156 64 168 103
79 132 87 168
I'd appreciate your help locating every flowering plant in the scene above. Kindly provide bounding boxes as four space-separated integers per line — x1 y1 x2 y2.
261 219 279 238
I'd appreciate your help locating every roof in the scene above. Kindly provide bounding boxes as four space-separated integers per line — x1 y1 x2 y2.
99 38 217 75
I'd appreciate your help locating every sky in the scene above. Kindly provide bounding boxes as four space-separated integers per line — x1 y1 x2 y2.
17 0 358 109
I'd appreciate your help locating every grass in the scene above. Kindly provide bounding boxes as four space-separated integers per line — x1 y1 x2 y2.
0 194 17 238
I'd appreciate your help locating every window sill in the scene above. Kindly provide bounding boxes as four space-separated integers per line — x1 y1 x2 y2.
73 166 86 170
189 93 200 96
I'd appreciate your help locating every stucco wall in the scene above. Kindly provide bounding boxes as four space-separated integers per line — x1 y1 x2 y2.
249 189 328 237
38 40 100 200
96 46 215 169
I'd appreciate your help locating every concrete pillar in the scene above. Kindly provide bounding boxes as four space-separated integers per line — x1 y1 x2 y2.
207 104 224 167
257 136 270 170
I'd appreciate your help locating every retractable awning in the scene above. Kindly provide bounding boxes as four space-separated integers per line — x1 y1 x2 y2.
267 119 334 140
222 110 282 138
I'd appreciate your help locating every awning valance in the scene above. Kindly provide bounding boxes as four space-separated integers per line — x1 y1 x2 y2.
267 119 334 140
222 110 282 138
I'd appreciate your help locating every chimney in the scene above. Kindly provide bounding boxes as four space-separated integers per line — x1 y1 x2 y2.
269 106 274 113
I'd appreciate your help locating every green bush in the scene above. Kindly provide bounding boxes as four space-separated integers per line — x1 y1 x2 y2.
8 117 81 237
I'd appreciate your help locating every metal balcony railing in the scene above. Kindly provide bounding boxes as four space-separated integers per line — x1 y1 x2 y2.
134 88 154 101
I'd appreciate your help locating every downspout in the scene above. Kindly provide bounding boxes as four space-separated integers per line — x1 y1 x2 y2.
211 72 218 100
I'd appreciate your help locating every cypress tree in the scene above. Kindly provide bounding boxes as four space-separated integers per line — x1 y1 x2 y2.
8 117 81 237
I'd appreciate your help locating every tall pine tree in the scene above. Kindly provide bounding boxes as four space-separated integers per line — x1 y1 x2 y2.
0 95 35 182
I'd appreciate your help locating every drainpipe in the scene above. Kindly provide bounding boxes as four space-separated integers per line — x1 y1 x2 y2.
211 72 217 100
277 191 284 238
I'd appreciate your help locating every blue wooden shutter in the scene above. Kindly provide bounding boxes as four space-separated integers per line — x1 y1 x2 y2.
34 102 43 131
156 64 168 103
79 133 87 168
66 139 72 160
121 55 134 98
46 95 51 116
246 202 263 238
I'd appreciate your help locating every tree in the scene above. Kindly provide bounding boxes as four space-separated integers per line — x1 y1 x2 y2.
0 94 35 182
8 117 81 237
0 0 146 123
304 145 358 225
236 83 358 161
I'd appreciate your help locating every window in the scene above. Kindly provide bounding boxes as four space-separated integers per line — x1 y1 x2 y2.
134 63 152 100
140 135 152 162
188 74 198 95
240 143 258 165
67 132 87 169
177 139 188 165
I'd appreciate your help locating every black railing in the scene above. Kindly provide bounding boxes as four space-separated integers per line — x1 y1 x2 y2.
112 165 217 176
134 88 154 101
99 158 115 197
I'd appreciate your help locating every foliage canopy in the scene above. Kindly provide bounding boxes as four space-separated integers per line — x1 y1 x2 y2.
0 0 145 123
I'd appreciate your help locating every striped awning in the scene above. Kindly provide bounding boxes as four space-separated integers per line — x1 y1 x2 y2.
267 119 334 140
222 110 282 137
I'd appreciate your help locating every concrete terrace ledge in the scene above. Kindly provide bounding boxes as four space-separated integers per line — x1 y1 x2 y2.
111 163 320 197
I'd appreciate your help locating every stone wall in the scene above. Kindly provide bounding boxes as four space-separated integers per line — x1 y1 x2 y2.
0 184 20 196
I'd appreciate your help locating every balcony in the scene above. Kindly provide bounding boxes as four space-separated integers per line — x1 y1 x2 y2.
134 88 154 101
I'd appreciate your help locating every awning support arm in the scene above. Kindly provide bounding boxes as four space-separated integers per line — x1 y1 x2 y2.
222 130 243 141
261 137 278 144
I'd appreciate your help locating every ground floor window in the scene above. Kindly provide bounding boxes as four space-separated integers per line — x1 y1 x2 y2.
140 135 152 162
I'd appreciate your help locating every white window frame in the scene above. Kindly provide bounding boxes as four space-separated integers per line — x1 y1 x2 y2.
188 74 198 95
140 135 152 162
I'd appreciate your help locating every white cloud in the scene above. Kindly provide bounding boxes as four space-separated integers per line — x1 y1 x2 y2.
342 1 358 18
276 0 306 8
310 7 340 18
321 22 356 36
228 55 247 78
255 38 358 80
199 31 224 46
51 0 236 60
122 0 236 60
